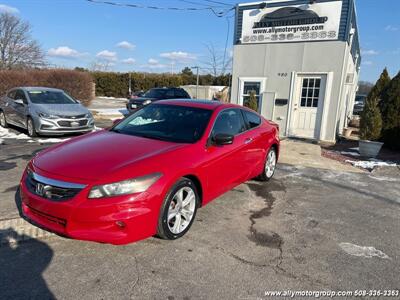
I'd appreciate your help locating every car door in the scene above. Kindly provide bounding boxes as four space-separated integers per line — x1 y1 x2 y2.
4 90 17 125
241 109 269 179
201 108 250 201
12 89 29 127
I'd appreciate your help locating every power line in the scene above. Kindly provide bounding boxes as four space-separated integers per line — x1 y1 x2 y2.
202 0 234 7
86 0 234 17
177 0 226 8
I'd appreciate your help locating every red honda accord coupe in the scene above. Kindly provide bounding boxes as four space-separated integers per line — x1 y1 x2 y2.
20 100 279 244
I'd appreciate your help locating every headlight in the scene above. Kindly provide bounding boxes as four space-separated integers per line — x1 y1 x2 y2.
88 173 162 199
38 112 58 119
143 100 152 105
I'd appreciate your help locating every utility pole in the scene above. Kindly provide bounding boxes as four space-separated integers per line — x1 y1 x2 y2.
128 72 132 96
191 66 200 99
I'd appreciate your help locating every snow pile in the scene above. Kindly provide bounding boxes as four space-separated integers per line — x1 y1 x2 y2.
0 126 30 140
345 159 397 170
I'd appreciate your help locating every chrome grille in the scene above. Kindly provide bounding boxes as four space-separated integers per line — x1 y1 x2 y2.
26 170 86 201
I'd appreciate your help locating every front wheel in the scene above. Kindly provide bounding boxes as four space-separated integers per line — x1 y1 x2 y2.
257 147 277 181
157 178 199 240
27 117 38 137
0 110 8 128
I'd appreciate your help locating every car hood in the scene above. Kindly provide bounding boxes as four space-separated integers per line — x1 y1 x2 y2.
31 104 89 116
33 130 184 181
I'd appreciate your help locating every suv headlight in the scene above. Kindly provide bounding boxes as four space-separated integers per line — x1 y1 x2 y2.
143 100 152 105
88 173 162 199
38 112 58 119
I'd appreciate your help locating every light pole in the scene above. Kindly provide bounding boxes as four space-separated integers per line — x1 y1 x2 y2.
191 66 199 99
128 72 132 96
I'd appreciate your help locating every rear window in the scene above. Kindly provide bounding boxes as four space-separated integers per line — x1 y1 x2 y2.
243 110 261 129
175 89 190 98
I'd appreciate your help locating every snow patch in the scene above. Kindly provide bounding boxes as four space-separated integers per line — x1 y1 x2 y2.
346 159 397 170
28 138 70 144
0 126 30 140
97 96 127 101
339 242 390 259
340 151 360 157
92 108 127 116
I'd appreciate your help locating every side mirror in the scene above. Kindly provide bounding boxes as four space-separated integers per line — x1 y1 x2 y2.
113 118 122 125
15 99 24 105
213 133 234 146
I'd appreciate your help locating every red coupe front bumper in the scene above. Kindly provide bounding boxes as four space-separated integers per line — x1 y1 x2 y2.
20 170 160 245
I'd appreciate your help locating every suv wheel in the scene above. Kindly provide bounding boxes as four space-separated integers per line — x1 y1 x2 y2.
0 110 8 128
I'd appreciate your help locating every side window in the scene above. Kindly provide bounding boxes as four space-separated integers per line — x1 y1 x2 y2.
175 89 189 98
7 90 16 99
212 109 247 137
243 110 261 129
14 90 27 103
165 89 175 98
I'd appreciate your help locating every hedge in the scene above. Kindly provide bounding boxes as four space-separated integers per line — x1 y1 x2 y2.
91 71 231 98
0 69 94 106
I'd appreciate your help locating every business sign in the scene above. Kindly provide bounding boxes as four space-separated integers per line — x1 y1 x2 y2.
240 1 342 44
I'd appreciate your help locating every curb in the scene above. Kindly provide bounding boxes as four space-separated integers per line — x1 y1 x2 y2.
0 217 54 246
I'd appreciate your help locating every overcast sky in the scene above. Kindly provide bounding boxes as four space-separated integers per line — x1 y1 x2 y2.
0 0 399 82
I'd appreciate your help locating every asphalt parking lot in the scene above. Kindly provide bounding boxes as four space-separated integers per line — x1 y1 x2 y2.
1 123 400 299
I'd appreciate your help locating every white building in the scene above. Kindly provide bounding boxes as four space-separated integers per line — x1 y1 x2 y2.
231 0 361 142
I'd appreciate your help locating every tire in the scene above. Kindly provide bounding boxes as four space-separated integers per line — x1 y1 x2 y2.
257 147 277 181
0 110 8 128
27 117 38 137
157 178 199 240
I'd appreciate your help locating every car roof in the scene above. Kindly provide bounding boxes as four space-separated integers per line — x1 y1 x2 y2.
14 87 64 92
156 99 242 110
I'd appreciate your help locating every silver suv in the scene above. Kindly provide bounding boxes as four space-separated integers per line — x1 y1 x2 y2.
0 87 94 136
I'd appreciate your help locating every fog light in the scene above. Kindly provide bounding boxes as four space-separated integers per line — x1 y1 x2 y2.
115 221 126 228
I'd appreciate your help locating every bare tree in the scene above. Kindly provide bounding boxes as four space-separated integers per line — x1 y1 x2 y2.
0 12 45 69
88 60 114 72
201 43 232 76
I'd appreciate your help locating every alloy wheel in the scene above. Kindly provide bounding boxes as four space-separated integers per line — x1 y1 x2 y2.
265 149 277 178
0 112 6 127
27 119 34 136
167 186 196 234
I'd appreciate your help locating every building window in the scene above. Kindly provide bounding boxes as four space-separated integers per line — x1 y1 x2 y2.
300 78 321 108
242 82 261 109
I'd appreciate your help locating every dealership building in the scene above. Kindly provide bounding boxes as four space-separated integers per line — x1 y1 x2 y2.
231 0 361 142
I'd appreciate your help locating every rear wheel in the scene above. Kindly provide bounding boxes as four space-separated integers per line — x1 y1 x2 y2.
157 178 199 240
257 147 277 181
27 117 38 137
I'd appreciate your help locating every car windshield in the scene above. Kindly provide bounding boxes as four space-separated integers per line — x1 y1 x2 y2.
112 104 213 143
143 89 168 99
28 90 77 104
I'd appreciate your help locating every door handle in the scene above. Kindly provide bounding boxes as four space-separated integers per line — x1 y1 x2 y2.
244 138 253 144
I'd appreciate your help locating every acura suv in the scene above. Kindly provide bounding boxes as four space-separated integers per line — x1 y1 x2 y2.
0 87 94 136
